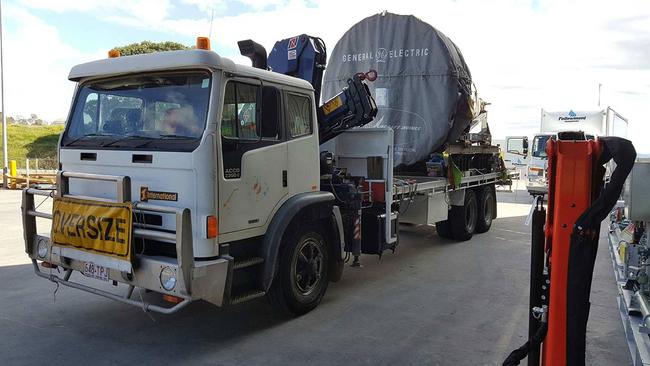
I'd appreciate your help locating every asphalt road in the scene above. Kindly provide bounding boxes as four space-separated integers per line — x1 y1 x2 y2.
0 185 631 365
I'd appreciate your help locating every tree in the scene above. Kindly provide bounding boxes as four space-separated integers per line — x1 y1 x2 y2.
113 41 189 56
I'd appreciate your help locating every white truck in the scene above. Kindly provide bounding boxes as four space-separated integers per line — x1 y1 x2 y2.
21 35 506 316
506 107 628 195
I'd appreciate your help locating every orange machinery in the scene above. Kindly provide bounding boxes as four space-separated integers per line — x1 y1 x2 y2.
504 134 635 366
542 138 602 365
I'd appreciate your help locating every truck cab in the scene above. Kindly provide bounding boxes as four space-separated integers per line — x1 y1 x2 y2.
23 40 352 315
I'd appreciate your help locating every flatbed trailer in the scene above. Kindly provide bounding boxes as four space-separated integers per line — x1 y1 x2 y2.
321 128 504 260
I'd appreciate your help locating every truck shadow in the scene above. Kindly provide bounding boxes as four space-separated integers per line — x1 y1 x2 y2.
0 262 287 359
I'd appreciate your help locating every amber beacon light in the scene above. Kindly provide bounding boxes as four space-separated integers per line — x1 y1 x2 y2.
108 49 120 58
196 37 211 50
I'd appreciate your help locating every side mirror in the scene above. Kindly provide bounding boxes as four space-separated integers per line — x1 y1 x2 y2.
522 137 529 156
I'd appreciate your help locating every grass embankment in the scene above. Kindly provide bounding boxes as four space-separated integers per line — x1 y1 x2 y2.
0 124 64 169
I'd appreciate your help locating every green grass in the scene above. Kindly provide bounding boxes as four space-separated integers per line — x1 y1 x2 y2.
0 124 64 169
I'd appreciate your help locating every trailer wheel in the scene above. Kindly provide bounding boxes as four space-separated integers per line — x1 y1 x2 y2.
268 225 329 316
476 185 496 233
435 220 452 239
449 189 478 241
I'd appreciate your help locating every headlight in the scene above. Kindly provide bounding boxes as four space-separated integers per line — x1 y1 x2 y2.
159 266 177 291
37 238 48 258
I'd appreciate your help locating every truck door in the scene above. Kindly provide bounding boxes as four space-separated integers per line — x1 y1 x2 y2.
218 81 288 234
504 136 529 169
285 92 320 196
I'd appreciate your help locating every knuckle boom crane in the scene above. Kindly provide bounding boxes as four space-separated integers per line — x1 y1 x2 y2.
237 34 378 144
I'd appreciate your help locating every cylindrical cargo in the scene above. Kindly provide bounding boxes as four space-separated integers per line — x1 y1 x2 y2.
322 12 474 168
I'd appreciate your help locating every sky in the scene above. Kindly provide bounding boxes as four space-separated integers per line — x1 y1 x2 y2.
3 0 650 152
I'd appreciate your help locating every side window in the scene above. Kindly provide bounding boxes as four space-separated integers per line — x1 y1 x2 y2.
286 93 313 138
507 138 524 155
220 81 281 179
221 82 259 140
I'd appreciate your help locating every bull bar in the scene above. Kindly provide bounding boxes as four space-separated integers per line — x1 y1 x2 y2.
22 171 230 314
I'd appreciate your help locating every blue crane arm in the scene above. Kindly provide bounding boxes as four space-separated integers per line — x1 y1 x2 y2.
240 35 378 144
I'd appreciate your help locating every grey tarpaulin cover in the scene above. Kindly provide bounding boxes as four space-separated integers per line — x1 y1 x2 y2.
322 12 474 167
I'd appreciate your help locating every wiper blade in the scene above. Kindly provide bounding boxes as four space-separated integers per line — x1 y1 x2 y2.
134 134 195 148
158 134 195 139
101 135 157 148
64 133 114 146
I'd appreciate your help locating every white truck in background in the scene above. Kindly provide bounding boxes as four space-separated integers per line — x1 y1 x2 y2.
506 107 628 195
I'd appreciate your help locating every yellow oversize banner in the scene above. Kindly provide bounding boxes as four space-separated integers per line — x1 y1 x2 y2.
51 197 133 260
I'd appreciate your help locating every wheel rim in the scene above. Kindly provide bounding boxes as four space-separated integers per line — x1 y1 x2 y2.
466 199 477 233
291 237 324 296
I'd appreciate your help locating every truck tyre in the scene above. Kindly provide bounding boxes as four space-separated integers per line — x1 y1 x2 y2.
476 185 495 233
268 225 329 316
435 220 452 239
449 189 478 241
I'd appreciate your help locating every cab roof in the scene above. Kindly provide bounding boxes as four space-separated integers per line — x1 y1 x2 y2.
68 49 314 91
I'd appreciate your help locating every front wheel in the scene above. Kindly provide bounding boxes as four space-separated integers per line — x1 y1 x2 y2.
268 226 329 316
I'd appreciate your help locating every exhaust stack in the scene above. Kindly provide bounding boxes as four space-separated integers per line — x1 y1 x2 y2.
237 40 268 70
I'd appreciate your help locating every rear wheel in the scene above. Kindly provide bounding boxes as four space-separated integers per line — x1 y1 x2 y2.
268 226 329 316
435 220 452 239
449 189 478 241
476 185 496 233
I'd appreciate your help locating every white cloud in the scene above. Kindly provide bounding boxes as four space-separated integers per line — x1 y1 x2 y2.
19 0 172 24
2 3 100 122
181 0 286 13
7 0 650 153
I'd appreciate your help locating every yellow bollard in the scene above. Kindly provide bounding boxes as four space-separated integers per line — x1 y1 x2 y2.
8 160 17 189
9 160 16 177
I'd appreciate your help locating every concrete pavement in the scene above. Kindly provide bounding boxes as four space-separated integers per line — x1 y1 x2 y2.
0 187 631 365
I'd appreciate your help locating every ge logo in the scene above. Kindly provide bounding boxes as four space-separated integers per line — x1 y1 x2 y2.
376 48 388 63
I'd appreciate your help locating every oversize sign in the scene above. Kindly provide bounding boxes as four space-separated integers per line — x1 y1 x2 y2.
51 198 133 260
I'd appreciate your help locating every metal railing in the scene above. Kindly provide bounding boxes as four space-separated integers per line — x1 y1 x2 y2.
22 170 195 314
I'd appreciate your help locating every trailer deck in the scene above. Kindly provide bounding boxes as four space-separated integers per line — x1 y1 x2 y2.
394 171 503 196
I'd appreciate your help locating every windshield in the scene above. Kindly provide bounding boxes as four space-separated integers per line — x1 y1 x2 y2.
532 135 553 158
62 71 211 151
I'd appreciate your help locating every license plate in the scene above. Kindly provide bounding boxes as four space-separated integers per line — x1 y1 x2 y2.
51 197 133 261
83 262 110 281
